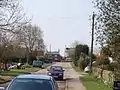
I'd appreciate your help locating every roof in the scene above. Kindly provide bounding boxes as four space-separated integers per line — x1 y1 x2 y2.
16 74 52 80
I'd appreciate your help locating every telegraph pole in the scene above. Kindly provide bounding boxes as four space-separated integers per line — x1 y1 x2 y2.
50 44 51 53
90 12 95 72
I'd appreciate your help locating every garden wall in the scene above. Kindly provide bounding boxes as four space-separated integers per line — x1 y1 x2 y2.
92 68 114 83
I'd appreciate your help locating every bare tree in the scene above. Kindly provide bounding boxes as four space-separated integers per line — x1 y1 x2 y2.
0 0 30 70
19 24 44 64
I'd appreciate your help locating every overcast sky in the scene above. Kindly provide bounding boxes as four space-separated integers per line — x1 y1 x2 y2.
22 0 97 55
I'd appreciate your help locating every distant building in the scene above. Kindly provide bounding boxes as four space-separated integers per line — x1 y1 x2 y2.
64 48 75 58
46 50 62 61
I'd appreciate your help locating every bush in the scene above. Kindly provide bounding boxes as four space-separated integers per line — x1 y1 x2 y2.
28 56 37 65
78 56 90 70
22 64 32 68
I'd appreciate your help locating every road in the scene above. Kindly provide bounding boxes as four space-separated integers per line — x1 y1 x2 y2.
0 62 86 90
34 62 86 90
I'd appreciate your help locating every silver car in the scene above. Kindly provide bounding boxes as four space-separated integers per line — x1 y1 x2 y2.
6 74 58 90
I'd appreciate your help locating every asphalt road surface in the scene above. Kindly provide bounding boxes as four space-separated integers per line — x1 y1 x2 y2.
0 62 86 90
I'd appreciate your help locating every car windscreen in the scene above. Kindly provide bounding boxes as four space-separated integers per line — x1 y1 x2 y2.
7 78 53 90
51 67 63 71
33 61 42 65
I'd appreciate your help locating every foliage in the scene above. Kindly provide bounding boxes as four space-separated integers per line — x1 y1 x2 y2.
0 0 30 70
22 64 32 68
94 0 120 79
0 0 45 71
19 24 45 63
97 57 110 66
74 44 89 66
78 54 90 70
101 45 112 57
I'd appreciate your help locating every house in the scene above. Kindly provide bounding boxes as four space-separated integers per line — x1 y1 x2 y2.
46 51 62 61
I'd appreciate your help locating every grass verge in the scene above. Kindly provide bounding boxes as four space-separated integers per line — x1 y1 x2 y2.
0 63 51 83
80 74 112 90
42 63 51 69
71 62 82 72
0 63 51 76
71 62 112 90
0 67 40 76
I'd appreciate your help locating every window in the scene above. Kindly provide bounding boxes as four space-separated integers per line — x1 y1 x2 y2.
8 78 53 90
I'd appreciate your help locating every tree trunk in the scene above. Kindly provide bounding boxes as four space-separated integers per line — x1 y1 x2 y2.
100 64 104 78
27 52 29 64
3 59 8 71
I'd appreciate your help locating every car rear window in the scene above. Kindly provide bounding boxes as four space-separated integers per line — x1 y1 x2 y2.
8 78 53 90
51 67 62 71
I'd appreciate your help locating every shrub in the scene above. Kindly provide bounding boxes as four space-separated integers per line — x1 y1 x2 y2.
78 56 90 70
22 64 32 68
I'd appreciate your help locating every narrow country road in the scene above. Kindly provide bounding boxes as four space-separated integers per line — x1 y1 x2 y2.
34 62 86 90
0 62 86 90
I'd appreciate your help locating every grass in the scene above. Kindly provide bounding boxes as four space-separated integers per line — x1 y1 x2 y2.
0 63 51 83
0 67 40 76
0 63 51 76
71 62 112 90
71 62 82 72
80 74 112 90
42 63 52 69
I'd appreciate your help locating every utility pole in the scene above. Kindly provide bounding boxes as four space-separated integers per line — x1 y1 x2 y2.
90 12 95 72
50 44 51 53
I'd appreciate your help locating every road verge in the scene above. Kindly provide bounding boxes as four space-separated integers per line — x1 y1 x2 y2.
71 62 112 90
0 63 52 84
80 74 112 90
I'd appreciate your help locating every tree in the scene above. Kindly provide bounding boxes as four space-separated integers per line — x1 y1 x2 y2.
94 0 120 79
71 40 79 48
19 24 44 64
0 0 29 70
101 45 112 57
74 44 89 66
74 44 83 66
82 45 89 55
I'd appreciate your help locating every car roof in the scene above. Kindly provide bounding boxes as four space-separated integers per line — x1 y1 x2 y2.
51 66 62 68
16 74 52 80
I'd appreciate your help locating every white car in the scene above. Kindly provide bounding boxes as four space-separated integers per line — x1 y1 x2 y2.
9 65 17 69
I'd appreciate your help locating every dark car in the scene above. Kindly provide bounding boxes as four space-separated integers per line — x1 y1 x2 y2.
5 74 58 90
47 66 64 80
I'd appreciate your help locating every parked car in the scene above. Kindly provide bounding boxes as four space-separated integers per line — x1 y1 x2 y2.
47 66 65 80
8 65 17 69
5 74 58 90
33 60 43 68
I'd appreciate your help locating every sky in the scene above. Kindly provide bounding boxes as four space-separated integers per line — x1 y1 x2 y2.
22 0 97 55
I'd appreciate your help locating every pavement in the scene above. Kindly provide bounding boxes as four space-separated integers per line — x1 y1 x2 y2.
0 62 86 90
